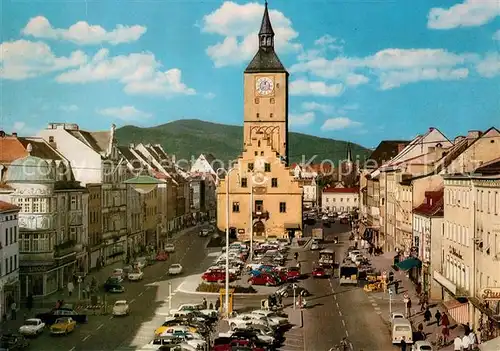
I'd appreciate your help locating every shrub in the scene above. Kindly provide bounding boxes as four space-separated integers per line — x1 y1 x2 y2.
196 282 257 294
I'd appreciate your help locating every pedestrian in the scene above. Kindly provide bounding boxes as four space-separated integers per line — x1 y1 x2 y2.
400 337 407 351
417 323 425 341
26 293 33 312
442 325 450 344
215 298 220 312
67 281 74 297
389 271 394 283
453 336 462 351
201 297 207 309
424 307 432 323
462 333 470 350
464 322 471 335
441 312 450 327
209 301 214 310
10 301 16 320
435 310 442 326
468 330 476 349
416 282 422 296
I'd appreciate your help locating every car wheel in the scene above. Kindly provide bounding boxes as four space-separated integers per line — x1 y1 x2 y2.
230 323 236 330
283 292 289 298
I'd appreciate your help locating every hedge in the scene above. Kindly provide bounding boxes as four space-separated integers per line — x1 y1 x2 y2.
196 282 257 294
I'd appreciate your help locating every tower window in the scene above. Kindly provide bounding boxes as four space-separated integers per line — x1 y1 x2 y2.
256 113 260 118
279 202 286 213
270 113 273 118
255 97 259 104
271 178 278 187
254 151 258 156
258 140 261 147
248 163 254 171
241 178 248 187
232 202 240 213
276 83 280 88
265 163 271 172
270 98 275 104
260 151 264 156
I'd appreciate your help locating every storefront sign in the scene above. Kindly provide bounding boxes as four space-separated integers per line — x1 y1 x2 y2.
480 288 500 301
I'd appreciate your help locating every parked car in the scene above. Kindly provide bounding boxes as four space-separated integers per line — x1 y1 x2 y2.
35 307 88 325
111 268 125 282
202 269 236 283
275 283 310 298
156 251 169 261
18 318 45 336
312 266 328 278
286 267 301 281
164 243 175 253
412 340 433 351
112 300 129 316
128 270 144 281
248 273 278 286
168 263 183 275
0 333 29 350
49 317 76 335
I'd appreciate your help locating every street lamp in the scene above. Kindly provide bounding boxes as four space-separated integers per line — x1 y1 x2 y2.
217 166 238 317
124 175 163 251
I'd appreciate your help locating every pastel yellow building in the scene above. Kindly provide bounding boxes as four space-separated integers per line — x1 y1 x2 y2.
217 3 302 241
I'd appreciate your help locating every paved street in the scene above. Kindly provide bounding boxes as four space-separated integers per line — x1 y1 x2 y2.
297 221 395 351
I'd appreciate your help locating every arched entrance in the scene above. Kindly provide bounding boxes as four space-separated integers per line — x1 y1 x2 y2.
253 221 265 237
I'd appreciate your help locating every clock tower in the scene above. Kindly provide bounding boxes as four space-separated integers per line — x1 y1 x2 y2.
243 1 289 164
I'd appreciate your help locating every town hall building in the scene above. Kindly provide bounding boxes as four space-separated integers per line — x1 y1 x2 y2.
217 2 303 241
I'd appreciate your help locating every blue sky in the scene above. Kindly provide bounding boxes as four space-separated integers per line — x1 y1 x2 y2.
1 0 499 148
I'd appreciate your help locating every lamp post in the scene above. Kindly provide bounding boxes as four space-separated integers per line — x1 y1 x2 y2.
249 176 254 262
217 167 238 317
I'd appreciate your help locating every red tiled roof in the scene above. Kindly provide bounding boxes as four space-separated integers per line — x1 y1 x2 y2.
0 200 20 212
291 163 333 174
323 187 359 193
413 190 444 217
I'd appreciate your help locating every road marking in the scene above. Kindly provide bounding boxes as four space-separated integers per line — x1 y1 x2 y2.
345 330 349 337
338 310 342 316
336 302 339 308
69 347 75 351
371 303 378 307
96 323 104 330
138 292 143 296
82 335 91 342
333 295 337 300
130 298 135 303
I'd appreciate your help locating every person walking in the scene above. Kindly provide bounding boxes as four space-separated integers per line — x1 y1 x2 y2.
10 301 16 320
453 336 462 351
435 310 442 326
26 293 33 313
461 333 471 351
442 325 450 344
215 298 221 312
395 280 400 294
424 307 432 324
441 312 450 328
468 330 476 349
67 281 74 297
400 337 407 351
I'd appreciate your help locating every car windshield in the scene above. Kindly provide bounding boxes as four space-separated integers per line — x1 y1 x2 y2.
25 320 39 326
166 244 174 247
171 264 181 268
55 318 69 324
115 302 127 306
420 347 432 351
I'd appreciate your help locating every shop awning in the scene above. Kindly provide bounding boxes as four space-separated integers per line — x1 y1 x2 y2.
284 223 301 230
443 299 469 325
396 257 421 271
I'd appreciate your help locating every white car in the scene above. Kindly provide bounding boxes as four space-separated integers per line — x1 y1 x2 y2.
112 300 130 316
141 335 197 350
19 318 45 336
250 309 288 327
170 303 217 317
220 328 275 345
321 215 329 220
168 263 183 275
412 340 433 351
164 243 175 253
128 270 144 281
226 313 270 330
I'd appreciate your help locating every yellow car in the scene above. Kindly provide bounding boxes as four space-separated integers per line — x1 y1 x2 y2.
154 322 196 336
50 317 76 335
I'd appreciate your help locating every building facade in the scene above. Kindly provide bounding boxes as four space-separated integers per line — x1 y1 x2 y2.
0 201 20 322
217 4 303 241
86 184 102 269
321 187 359 213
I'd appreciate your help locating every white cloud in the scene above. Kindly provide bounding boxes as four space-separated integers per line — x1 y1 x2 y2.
289 79 344 97
493 30 500 41
289 112 315 126
0 39 86 80
476 53 500 78
202 1 301 67
59 104 79 112
55 48 195 97
427 0 500 29
291 48 474 89
301 102 333 114
204 92 216 99
22 16 146 45
13 121 26 131
298 34 343 61
321 117 362 131
97 106 152 121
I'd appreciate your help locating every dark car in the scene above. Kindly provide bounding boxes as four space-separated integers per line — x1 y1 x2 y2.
275 283 310 298
103 277 124 292
35 307 88 325
0 333 29 350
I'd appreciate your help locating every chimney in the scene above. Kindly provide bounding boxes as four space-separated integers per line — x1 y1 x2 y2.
12 132 17 137
129 143 135 149
429 127 435 132
467 130 482 139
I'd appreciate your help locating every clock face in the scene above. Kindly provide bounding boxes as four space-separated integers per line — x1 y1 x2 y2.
255 77 274 96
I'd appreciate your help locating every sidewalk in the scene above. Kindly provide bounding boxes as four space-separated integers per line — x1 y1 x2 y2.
366 250 466 350
1 223 204 334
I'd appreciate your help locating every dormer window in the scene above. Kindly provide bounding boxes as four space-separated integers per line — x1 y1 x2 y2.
49 136 54 142
258 141 261 147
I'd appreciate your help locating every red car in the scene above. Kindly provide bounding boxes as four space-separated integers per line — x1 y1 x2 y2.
202 269 236 283
312 266 328 278
248 273 278 286
286 267 301 281
155 251 169 261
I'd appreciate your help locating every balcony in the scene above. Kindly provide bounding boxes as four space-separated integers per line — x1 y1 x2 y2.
54 240 76 257
253 210 270 220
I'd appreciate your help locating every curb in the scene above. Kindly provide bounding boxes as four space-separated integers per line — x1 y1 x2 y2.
175 286 271 297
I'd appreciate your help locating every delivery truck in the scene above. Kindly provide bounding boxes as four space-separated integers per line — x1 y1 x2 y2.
312 228 324 241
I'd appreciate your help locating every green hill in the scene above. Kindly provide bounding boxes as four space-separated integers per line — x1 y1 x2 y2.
115 119 371 165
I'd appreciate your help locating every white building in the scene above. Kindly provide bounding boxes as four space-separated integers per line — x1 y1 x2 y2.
190 154 219 178
0 201 20 322
321 187 359 213
38 123 128 266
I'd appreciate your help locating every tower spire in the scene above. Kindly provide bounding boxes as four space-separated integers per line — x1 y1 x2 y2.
259 1 274 50
346 142 353 163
